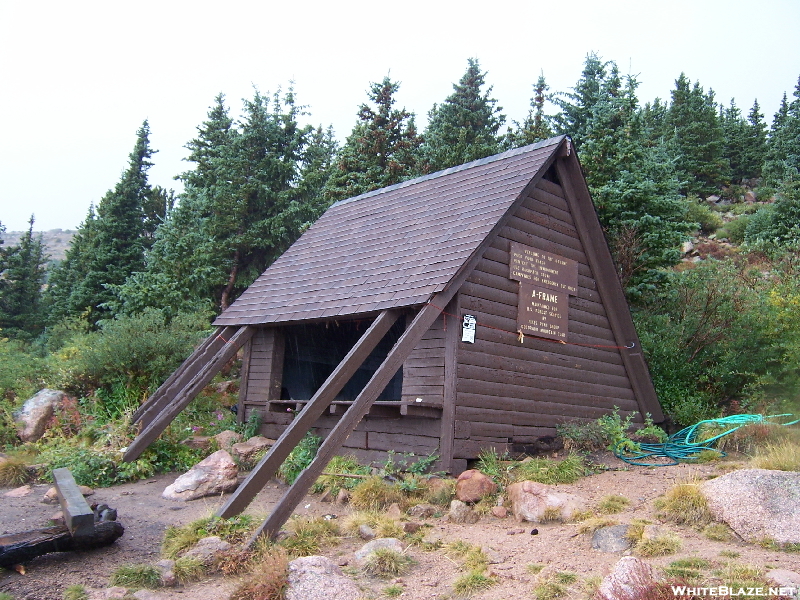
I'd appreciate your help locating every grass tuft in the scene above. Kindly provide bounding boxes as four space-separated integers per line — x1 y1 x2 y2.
362 548 413 578
751 439 800 471
62 585 88 600
526 563 546 575
452 569 497 597
342 511 403 539
383 584 404 597
719 549 740 558
279 516 339 557
229 547 288 600
576 516 618 534
161 515 255 559
702 522 733 541
654 481 713 527
109 564 161 589
635 532 682 557
0 456 30 486
596 494 630 514
664 557 710 579
509 453 586 485
445 541 489 571
350 476 404 511
173 556 206 584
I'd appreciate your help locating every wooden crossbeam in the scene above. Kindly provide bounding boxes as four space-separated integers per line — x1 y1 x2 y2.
216 310 401 519
131 328 233 427
53 468 94 537
123 325 255 462
242 300 450 542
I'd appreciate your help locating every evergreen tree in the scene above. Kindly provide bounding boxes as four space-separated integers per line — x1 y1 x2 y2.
721 99 752 184
666 74 728 196
324 76 421 202
420 58 505 171
47 121 157 324
744 100 768 181
508 73 553 147
116 88 329 315
0 215 48 338
550 52 610 148
579 72 690 295
763 77 800 187
641 98 669 144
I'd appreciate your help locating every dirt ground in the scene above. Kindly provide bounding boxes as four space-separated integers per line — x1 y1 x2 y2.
1 456 798 600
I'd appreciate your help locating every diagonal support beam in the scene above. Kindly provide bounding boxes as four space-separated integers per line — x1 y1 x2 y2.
132 326 238 428
216 310 401 519
243 299 449 542
123 325 255 462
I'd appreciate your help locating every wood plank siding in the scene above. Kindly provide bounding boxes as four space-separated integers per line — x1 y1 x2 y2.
454 176 642 457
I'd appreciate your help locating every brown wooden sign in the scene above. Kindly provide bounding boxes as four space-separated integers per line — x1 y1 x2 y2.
517 282 568 341
509 242 578 295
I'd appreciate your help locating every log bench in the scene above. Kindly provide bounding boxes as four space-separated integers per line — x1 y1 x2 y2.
0 468 124 568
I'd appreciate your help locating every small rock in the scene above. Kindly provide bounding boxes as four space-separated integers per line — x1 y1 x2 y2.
231 435 274 462
50 510 65 525
640 524 663 540
507 480 587 523
162 450 239 501
335 489 350 505
181 435 212 450
402 521 422 534
766 569 800 589
101 587 129 600
4 485 32 498
286 555 361 600
319 489 333 503
132 591 165 600
385 503 403 520
597 556 660 600
507 528 526 535
355 538 404 562
408 503 437 519
592 525 632 553
183 536 231 566
358 524 376 540
15 389 70 442
491 506 508 519
42 485 93 504
482 546 503 564
214 430 243 450
448 499 480 524
156 559 177 587
214 380 237 394
455 469 498 503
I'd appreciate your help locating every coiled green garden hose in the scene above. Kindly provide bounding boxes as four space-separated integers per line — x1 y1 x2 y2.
614 413 799 466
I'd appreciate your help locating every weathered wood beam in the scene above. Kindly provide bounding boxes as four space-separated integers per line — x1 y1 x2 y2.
245 300 451 542
53 468 94 537
0 522 124 568
216 310 401 519
132 326 238 428
123 326 255 462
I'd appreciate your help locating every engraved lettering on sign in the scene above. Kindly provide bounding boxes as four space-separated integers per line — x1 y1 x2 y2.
517 282 568 341
509 242 578 295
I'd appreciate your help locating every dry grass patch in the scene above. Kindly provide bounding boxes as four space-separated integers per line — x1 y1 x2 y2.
635 532 682 557
702 522 734 541
279 516 339 557
172 556 205 584
654 480 713 527
342 511 403 539
452 570 498 597
576 516 618 534
596 494 630 514
229 547 289 600
0 455 29 486
350 476 404 511
108 564 161 589
751 438 800 471
362 547 413 579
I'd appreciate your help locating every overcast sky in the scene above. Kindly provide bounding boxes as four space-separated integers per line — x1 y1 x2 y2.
1 0 799 232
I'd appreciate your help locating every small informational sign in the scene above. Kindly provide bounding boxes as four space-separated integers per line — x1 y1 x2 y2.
517 282 568 341
509 242 578 295
462 314 476 343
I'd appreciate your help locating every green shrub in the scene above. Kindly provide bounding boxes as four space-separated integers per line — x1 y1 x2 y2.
312 454 371 496
686 198 724 234
720 215 749 243
62 584 89 600
0 336 51 402
278 431 321 484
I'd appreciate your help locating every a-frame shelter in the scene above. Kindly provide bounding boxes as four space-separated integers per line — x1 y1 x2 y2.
124 135 663 541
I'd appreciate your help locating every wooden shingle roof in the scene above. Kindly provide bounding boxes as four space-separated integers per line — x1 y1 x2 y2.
214 136 566 326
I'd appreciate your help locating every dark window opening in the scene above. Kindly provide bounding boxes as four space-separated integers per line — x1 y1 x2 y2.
280 318 405 402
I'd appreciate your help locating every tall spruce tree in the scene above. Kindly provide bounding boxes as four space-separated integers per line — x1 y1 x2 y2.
0 216 48 338
420 58 505 171
763 77 800 187
666 74 728 196
550 52 611 148
323 76 421 203
508 73 553 147
116 88 329 315
743 100 768 181
721 99 752 184
47 121 156 324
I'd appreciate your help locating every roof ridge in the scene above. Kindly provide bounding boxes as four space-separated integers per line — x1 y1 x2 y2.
333 135 566 208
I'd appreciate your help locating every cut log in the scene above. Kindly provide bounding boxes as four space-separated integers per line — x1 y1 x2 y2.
0 521 124 568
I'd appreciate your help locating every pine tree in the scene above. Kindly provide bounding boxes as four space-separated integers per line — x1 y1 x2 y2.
551 52 611 148
420 58 505 171
666 74 728 196
721 99 752 184
508 73 553 147
0 215 48 338
743 100 768 181
763 77 800 187
324 76 421 202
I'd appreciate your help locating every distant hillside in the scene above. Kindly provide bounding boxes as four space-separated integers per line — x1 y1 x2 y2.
1 229 75 262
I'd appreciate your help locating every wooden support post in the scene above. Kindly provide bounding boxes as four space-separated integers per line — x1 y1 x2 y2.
133 326 238 428
216 310 400 519
245 300 451 542
123 326 255 462
53 468 94 537
439 296 460 472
